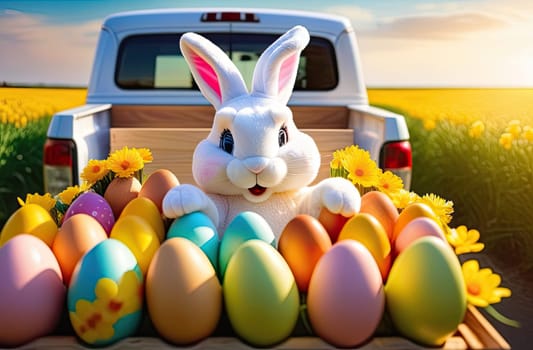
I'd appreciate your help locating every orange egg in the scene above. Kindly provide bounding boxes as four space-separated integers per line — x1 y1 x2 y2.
393 203 439 243
338 213 392 281
359 191 398 242
52 214 107 284
104 176 141 218
394 217 447 256
138 169 180 213
318 208 352 243
278 215 332 293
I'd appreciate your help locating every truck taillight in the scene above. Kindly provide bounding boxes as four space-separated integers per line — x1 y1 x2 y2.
201 12 259 22
43 139 76 195
380 140 412 189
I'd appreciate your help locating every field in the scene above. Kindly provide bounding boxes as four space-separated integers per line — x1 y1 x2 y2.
1 87 533 275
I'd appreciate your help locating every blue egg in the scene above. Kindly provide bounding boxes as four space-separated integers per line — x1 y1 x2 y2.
219 211 276 280
68 239 143 346
167 211 220 272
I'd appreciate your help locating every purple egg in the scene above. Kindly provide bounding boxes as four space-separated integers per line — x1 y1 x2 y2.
63 192 115 234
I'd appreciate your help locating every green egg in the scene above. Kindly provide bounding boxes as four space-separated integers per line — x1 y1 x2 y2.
223 240 299 347
385 236 467 346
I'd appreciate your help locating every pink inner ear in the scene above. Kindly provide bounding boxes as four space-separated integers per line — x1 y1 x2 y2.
191 52 222 100
278 53 298 95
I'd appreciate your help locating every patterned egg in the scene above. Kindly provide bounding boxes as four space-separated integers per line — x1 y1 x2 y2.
63 192 115 234
68 239 143 346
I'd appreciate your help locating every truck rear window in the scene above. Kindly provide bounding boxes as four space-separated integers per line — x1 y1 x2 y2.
115 33 338 91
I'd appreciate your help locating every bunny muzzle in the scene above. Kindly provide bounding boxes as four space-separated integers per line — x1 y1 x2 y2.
227 156 287 202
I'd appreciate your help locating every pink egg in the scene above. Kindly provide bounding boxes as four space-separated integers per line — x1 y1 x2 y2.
394 217 447 256
63 191 115 234
0 234 65 347
307 240 384 347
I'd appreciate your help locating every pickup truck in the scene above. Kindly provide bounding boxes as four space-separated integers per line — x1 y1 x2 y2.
43 8 412 197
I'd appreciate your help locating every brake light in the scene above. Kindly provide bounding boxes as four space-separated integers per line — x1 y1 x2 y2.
381 141 412 169
43 139 76 195
201 12 259 22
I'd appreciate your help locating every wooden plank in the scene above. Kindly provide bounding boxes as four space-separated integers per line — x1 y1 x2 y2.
110 105 349 129
109 128 354 185
458 305 511 350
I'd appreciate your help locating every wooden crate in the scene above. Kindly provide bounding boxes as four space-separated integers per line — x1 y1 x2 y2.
15 306 510 349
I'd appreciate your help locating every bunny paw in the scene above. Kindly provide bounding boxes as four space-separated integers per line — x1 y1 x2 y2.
162 184 219 225
317 177 361 216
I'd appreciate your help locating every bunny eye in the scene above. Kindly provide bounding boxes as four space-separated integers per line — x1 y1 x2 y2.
219 129 234 154
278 125 288 147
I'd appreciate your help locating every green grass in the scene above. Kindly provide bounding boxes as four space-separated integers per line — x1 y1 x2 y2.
404 115 533 273
0 117 50 227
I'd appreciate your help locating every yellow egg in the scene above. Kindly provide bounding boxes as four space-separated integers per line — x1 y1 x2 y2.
393 202 439 242
0 204 58 247
138 169 179 213
146 238 221 345
110 216 160 276
338 213 391 280
120 197 166 242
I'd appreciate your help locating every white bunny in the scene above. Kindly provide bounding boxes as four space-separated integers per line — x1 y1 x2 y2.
163 26 360 241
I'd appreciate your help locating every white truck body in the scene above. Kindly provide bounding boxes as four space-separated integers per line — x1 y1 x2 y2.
44 8 411 195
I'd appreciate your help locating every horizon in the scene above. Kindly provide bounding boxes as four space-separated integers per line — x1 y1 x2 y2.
1 0 532 88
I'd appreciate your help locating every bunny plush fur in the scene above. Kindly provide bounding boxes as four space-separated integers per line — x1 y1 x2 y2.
163 26 360 240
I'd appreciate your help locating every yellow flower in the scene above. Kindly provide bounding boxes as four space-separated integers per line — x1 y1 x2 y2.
17 192 56 211
462 260 511 307
107 146 144 178
388 189 419 209
446 225 485 255
330 148 344 170
499 132 513 150
423 118 436 130
341 146 380 188
522 125 533 142
81 159 109 184
468 120 485 138
505 120 521 139
136 148 153 164
58 184 87 205
418 193 454 225
376 170 404 195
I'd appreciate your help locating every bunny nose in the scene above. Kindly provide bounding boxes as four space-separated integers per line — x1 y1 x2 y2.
243 157 269 174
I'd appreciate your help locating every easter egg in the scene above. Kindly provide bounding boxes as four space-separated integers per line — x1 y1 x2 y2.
104 176 142 218
359 191 399 241
317 208 351 243
0 203 58 247
68 239 143 346
0 234 65 347
338 213 392 280
385 236 467 346
63 192 115 234
278 214 332 292
307 240 385 348
52 214 108 284
138 169 179 213
224 240 300 347
219 211 275 279
120 197 166 242
167 211 219 271
146 238 222 345
110 216 160 277
393 202 439 242
394 217 447 255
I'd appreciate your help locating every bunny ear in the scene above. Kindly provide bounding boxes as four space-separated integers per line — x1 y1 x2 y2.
252 26 310 104
180 32 248 109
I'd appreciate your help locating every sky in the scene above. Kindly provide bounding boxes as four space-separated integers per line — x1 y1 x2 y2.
1 0 532 87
